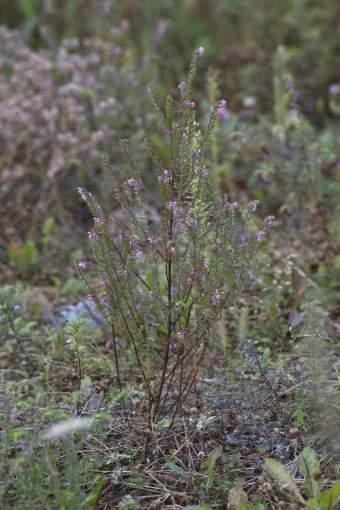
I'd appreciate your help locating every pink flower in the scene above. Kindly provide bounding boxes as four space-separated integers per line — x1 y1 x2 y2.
94 217 104 225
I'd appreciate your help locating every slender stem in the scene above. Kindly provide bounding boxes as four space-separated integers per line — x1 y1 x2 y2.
111 322 130 428
155 206 174 419
75 341 82 416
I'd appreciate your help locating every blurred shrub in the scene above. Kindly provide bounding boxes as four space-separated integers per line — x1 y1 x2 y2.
0 25 149 246
210 44 340 221
2 0 338 120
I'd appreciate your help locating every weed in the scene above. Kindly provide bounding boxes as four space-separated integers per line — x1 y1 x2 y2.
77 49 271 427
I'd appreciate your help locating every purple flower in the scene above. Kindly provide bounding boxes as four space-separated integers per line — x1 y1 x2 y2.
217 99 229 121
192 148 202 159
228 201 239 212
170 341 178 352
178 81 186 94
218 106 230 120
329 83 340 95
78 260 89 269
248 200 259 213
195 47 205 55
113 232 124 245
129 236 138 248
88 230 99 242
77 187 87 201
99 295 109 306
158 169 171 184
10 410 19 423
125 178 141 191
263 215 275 227
184 100 196 109
186 216 199 229
128 247 143 261
211 290 224 306
167 200 177 210
200 168 209 178
187 267 196 285
240 235 248 248
176 330 185 341
147 235 161 245
255 230 265 242
96 279 108 288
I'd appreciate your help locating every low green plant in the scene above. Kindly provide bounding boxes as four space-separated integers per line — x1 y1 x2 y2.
6 216 56 275
7 240 38 274
263 453 340 509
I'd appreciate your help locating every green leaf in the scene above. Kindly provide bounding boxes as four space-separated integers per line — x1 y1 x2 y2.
83 476 105 509
42 216 55 252
8 240 38 273
228 485 248 509
206 446 222 490
263 458 305 504
165 461 188 480
19 0 38 20
319 481 340 510
306 498 321 509
299 448 321 499
156 418 171 429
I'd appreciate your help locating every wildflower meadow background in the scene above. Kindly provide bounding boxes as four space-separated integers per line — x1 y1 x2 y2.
0 2 339 509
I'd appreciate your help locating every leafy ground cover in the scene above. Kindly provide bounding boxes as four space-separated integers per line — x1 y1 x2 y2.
0 2 339 509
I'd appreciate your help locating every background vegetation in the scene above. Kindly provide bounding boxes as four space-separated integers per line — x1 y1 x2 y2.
0 1 339 509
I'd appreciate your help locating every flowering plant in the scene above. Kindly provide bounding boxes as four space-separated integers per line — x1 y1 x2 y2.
78 49 272 426
0 25 147 244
